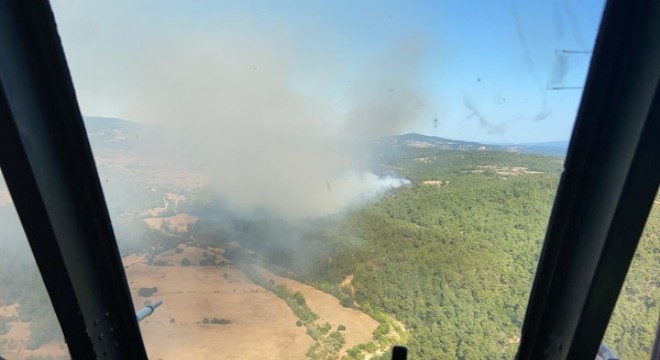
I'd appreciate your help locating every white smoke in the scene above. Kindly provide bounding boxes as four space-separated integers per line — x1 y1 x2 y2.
318 172 410 216
51 1 428 219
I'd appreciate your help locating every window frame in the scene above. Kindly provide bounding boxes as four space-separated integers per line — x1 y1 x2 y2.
0 0 658 359
517 0 660 358
0 1 147 358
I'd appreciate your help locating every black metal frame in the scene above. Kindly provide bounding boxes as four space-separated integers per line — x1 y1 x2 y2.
0 0 658 359
0 1 147 358
517 0 660 359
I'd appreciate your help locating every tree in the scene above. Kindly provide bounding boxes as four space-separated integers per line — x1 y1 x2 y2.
138 287 157 297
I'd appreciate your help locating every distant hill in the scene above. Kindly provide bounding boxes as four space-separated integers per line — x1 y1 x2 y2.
501 140 570 157
375 133 486 150
376 133 568 157
81 117 568 158
84 116 139 133
83 116 155 152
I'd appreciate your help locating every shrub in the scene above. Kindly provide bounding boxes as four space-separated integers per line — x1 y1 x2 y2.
293 292 306 306
373 323 390 340
223 247 247 261
203 317 231 325
347 347 361 358
363 342 377 352
296 320 303 327
200 259 216 266
181 258 191 266
338 324 347 331
210 318 231 325
138 287 157 297
319 322 331 335
340 298 354 308
328 331 345 351
306 327 319 341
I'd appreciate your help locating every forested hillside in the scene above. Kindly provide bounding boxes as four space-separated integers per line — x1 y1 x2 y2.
232 148 657 359
297 150 563 359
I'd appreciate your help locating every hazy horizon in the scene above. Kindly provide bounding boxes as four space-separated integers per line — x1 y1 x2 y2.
83 115 571 145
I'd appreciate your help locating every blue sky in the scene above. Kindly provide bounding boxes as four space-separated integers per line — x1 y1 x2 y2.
52 0 605 143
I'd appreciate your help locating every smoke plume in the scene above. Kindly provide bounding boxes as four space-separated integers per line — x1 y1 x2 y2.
107 14 424 218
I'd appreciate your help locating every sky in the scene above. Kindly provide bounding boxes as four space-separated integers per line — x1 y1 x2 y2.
51 0 605 143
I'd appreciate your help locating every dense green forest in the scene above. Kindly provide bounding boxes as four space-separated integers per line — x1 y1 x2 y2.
294 151 563 359
299 150 656 360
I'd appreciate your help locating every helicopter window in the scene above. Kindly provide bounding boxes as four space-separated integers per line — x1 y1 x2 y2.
1 0 658 359
45 0 616 358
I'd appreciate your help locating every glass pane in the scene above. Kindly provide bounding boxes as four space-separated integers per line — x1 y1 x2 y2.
0 172 70 359
602 193 660 359
50 1 606 359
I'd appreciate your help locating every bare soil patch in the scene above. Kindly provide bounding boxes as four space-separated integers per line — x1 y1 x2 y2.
143 213 198 232
414 156 436 163
151 244 225 266
1 244 379 360
0 321 68 360
254 266 379 353
93 153 209 191
165 193 186 206
422 180 449 187
468 165 543 176
0 303 18 318
339 275 355 296
124 252 312 360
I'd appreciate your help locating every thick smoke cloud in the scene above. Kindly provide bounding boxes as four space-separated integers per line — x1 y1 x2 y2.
344 40 427 140
62 10 426 218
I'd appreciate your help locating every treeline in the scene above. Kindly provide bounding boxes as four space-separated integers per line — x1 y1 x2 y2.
242 266 346 360
304 169 557 358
